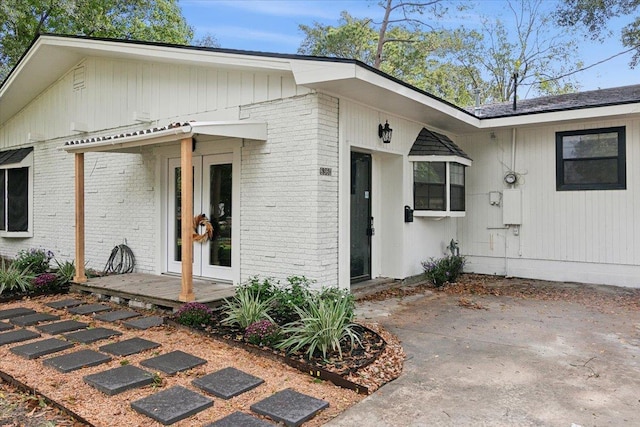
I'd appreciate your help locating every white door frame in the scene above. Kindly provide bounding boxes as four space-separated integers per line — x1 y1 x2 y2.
164 142 240 283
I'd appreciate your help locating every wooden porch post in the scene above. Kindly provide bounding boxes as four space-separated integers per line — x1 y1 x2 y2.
73 153 87 283
179 137 195 302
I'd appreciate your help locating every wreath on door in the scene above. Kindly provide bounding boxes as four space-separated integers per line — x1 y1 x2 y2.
193 214 215 243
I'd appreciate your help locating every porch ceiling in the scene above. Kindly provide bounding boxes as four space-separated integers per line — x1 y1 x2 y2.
60 121 267 153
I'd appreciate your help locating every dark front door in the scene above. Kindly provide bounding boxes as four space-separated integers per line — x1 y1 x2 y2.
350 152 372 282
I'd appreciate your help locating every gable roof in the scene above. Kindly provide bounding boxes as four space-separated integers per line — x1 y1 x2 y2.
472 85 640 119
1 34 639 132
409 128 471 160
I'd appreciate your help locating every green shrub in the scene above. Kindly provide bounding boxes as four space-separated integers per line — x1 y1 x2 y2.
222 286 274 329
270 276 314 324
276 294 361 359
244 320 280 346
421 255 465 287
0 260 35 295
175 302 213 328
13 248 53 275
54 259 75 285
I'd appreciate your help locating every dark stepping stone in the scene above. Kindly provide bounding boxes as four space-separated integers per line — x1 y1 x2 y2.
0 308 36 320
0 329 41 346
37 320 88 335
43 349 111 373
63 327 122 344
205 411 275 427
140 350 206 375
83 365 155 395
250 388 329 427
0 322 14 332
99 337 161 356
123 316 164 330
10 313 59 327
68 304 111 315
193 367 264 399
131 385 212 425
46 299 83 309
95 310 140 322
10 338 74 359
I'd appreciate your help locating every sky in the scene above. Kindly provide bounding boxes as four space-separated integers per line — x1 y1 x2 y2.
179 0 638 96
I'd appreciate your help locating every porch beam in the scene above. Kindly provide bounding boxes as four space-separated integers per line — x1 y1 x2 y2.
179 137 195 302
73 152 87 283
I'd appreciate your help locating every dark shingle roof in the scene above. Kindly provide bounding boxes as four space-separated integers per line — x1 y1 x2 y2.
0 147 33 165
409 128 471 160
471 84 640 118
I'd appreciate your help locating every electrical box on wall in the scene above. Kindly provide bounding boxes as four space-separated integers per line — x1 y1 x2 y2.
502 189 522 225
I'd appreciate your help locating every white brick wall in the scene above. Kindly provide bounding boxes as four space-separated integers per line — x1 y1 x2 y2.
0 137 157 274
240 93 339 289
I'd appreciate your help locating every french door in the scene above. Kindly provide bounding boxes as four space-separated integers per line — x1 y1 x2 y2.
167 154 233 281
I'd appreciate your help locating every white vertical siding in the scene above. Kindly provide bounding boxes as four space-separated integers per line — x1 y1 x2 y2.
458 117 640 286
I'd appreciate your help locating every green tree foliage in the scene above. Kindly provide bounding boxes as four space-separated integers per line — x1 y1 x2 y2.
298 0 579 106
0 0 194 82
556 0 640 67
450 0 580 103
299 11 479 106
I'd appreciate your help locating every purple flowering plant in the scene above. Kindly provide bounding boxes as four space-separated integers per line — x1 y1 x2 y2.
421 254 465 287
32 273 58 290
175 302 213 328
244 320 280 346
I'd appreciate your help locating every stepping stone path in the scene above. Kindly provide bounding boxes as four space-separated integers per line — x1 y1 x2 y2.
10 313 59 327
11 338 74 359
68 304 111 315
99 337 160 356
0 329 41 346
250 388 329 427
0 307 36 319
83 365 155 395
131 385 213 425
141 350 207 375
36 320 88 335
95 310 140 322
0 321 14 332
193 367 264 399
123 316 164 330
44 349 112 373
205 411 275 427
45 299 83 309
63 327 122 344
2 302 330 426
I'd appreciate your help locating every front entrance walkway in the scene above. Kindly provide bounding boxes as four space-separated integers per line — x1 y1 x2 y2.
71 273 236 310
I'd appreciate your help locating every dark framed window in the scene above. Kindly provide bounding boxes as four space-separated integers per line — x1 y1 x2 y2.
413 161 466 212
0 147 33 235
450 163 465 211
556 127 626 191
414 162 446 210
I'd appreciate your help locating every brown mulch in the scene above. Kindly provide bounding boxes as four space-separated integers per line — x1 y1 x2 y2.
0 294 406 426
361 273 640 314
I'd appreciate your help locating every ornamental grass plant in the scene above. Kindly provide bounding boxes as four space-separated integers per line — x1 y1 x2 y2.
0 260 35 296
276 292 361 359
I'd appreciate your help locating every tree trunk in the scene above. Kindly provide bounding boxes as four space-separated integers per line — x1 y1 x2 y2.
374 0 394 68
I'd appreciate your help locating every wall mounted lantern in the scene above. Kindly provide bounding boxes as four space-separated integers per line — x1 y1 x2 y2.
378 120 393 144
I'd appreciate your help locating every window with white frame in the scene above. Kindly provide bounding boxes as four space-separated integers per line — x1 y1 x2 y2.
0 148 34 236
413 161 467 213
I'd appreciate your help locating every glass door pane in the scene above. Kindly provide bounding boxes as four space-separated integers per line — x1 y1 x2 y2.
350 152 372 281
208 163 232 267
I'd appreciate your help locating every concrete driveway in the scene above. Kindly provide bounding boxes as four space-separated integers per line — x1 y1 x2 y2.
328 284 640 426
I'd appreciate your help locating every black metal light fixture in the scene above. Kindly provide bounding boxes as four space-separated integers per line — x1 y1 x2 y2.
378 120 393 144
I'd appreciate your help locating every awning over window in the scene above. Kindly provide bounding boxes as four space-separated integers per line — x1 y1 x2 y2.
61 121 268 153
409 128 471 160
0 147 33 166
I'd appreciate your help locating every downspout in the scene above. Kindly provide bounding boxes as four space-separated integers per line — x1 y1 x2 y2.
505 127 518 277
